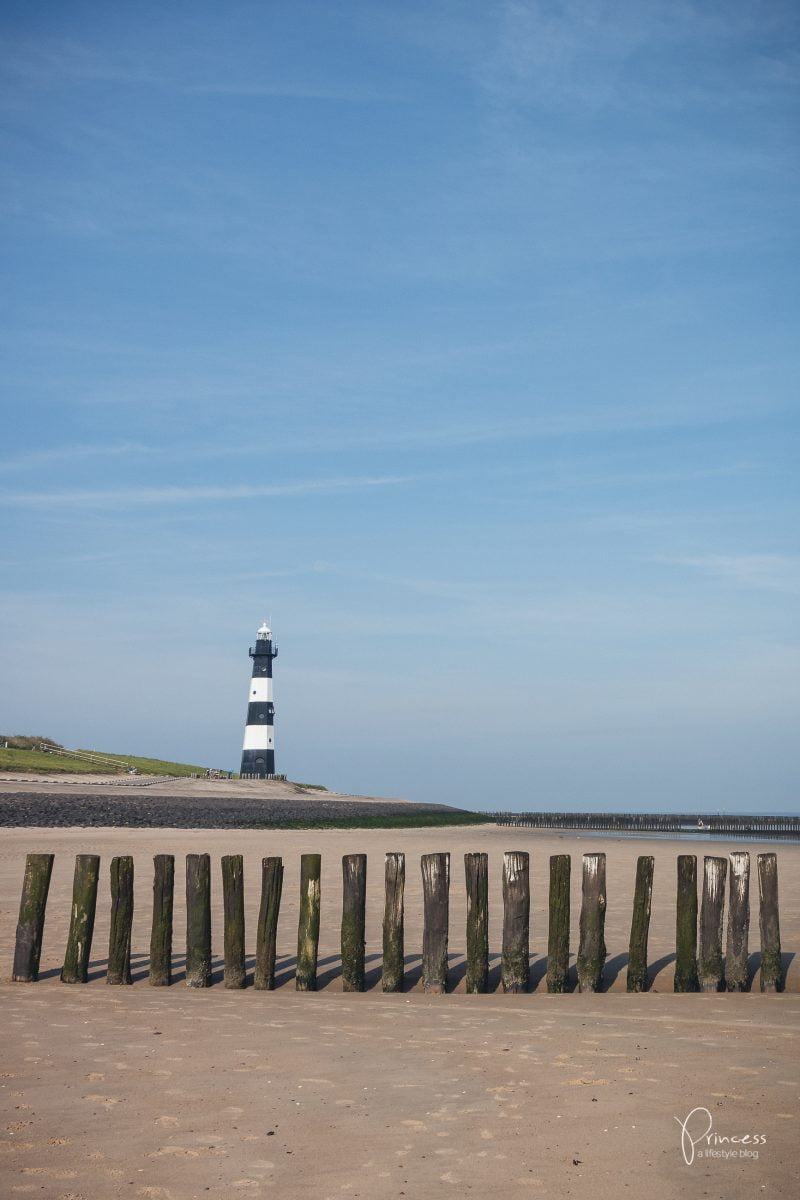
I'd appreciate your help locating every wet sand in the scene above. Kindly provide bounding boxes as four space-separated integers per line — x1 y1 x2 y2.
1 825 798 1198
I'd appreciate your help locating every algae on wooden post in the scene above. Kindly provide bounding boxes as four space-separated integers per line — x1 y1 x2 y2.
577 853 606 993
149 854 174 987
296 853 321 991
546 854 570 993
222 854 246 989
464 852 489 994
107 855 134 985
12 853 54 982
626 855 654 993
382 852 405 993
725 851 750 992
757 853 782 993
698 856 726 992
341 853 367 992
421 852 450 994
501 850 529 994
254 856 283 991
61 854 100 984
674 854 699 992
185 853 212 988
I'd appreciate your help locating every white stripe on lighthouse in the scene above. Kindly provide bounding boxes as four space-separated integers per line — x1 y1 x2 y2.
249 678 273 701
243 726 275 751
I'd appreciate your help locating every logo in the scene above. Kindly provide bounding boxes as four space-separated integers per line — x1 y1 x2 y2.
674 1107 767 1165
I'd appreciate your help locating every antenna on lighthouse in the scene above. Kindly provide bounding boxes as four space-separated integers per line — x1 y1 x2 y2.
240 620 278 779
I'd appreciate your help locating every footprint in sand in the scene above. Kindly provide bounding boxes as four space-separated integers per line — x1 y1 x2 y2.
81 1094 121 1109
22 1167 77 1180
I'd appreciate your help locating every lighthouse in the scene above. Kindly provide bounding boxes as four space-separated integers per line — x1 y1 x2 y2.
240 621 278 779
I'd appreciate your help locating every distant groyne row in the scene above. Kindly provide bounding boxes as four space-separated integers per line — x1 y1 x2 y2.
11 847 784 994
493 811 800 838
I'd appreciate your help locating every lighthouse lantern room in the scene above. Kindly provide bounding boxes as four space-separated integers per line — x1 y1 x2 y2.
240 621 278 778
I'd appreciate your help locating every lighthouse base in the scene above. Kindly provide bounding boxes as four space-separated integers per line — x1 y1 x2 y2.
240 749 275 778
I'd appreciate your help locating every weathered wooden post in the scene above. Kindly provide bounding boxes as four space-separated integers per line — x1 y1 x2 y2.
464 852 489 994
341 853 367 992
626 855 654 993
107 855 134 985
61 854 100 984
501 850 529 993
577 853 606 993
149 854 174 986
546 854 570 993
421 852 450 994
382 852 405 993
185 853 211 988
296 853 321 991
674 854 699 992
221 854 246 989
698 856 726 992
254 856 283 991
757 853 782 993
12 853 54 982
725 851 750 992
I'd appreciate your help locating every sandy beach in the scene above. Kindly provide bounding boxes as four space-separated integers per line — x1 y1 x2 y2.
1 824 798 1198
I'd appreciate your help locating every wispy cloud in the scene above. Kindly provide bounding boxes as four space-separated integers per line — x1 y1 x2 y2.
660 554 800 595
1 35 388 103
0 474 415 509
0 442 149 473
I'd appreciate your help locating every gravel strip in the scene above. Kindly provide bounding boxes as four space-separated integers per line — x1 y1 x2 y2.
0 791 470 828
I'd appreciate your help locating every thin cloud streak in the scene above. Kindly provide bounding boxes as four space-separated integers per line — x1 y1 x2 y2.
660 554 800 595
0 474 416 509
0 442 149 473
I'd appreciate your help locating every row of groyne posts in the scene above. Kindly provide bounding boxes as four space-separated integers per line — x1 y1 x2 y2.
495 812 800 836
11 849 784 993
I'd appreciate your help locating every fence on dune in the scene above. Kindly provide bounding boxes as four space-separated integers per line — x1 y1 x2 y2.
10 849 784 994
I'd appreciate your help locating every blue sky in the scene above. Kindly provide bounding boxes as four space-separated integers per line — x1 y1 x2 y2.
1 1 798 811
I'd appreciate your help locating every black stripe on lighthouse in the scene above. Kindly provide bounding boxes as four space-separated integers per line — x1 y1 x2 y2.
240 621 278 779
246 703 274 724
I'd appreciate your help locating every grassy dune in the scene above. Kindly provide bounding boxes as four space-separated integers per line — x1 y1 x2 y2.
0 746 211 776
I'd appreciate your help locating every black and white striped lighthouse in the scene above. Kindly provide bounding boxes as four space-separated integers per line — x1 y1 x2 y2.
240 621 278 779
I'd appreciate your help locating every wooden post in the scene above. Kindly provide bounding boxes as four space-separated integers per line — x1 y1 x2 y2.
546 854 570 993
107 856 134 985
674 854 699 992
296 853 321 991
626 855 654 993
757 853 782 993
698 856 726 992
577 853 606 993
501 850 529 993
725 851 750 992
382 852 405 993
421 852 450 994
341 854 367 992
12 853 54 982
149 854 174 987
185 853 211 988
61 854 100 984
254 856 283 991
464 852 489 994
222 854 246 989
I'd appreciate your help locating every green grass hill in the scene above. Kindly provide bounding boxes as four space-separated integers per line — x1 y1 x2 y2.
0 736 215 777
